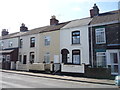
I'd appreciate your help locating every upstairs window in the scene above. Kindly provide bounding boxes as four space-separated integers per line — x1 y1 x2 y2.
30 37 35 47
45 36 50 46
20 39 23 48
9 41 13 47
0 41 4 50
72 31 80 44
95 28 106 44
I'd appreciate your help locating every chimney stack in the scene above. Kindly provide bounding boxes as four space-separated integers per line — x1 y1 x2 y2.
1 29 9 36
50 15 59 25
20 23 28 32
90 4 99 18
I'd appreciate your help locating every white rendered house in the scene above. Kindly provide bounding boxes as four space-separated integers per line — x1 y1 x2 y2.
60 17 92 74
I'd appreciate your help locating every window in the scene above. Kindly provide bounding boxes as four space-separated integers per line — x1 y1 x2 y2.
95 28 106 44
6 55 10 61
30 37 35 47
3 55 6 62
45 36 50 46
72 31 80 44
0 41 4 50
72 50 80 64
110 53 118 63
20 39 23 48
9 41 13 47
30 52 35 64
0 55 2 62
23 55 27 64
44 52 50 64
96 52 106 67
19 55 22 62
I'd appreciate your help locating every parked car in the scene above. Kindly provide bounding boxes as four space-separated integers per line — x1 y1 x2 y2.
115 75 120 88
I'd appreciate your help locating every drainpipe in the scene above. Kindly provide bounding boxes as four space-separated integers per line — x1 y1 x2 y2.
90 26 94 67
118 1 120 75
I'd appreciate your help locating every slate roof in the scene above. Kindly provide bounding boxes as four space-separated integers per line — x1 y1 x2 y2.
90 10 119 25
0 21 69 39
0 32 19 40
39 22 70 33
61 17 92 29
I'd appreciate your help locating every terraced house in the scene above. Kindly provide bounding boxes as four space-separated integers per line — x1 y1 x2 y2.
0 4 119 78
39 16 69 72
60 17 92 74
0 28 26 70
17 24 48 71
89 4 120 76
17 16 69 72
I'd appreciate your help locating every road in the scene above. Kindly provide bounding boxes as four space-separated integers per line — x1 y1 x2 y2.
0 72 117 88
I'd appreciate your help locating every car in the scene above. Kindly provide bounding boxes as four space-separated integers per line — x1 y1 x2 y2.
115 75 120 88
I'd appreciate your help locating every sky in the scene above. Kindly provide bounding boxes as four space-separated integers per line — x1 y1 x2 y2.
0 0 119 34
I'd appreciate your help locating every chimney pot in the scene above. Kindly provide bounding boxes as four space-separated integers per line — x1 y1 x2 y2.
90 4 99 18
20 23 28 32
50 15 59 25
1 29 9 36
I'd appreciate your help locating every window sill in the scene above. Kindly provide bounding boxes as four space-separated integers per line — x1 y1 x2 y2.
63 63 81 65
30 47 35 48
71 43 81 45
96 42 106 45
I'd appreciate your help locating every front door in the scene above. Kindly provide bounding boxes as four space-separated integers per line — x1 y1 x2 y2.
110 52 119 75
23 55 27 64
61 49 69 64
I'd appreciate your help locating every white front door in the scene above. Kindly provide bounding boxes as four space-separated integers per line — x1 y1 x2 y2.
110 51 119 75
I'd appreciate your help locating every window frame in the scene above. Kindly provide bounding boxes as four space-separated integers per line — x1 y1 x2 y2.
96 52 106 68
29 52 35 64
44 52 50 64
20 39 23 48
9 41 13 47
19 55 22 62
72 49 81 65
95 28 106 44
44 36 50 46
30 37 35 47
72 31 80 44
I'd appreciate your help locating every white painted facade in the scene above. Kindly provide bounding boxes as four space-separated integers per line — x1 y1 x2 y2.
60 18 92 73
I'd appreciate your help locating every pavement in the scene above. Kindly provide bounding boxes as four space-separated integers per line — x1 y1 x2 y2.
1 69 115 86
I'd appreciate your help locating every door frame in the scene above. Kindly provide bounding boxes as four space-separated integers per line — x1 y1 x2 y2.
107 50 120 75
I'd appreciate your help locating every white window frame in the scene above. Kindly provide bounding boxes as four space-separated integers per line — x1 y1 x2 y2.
96 52 106 68
72 31 80 44
9 41 13 47
45 36 50 46
95 28 106 44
